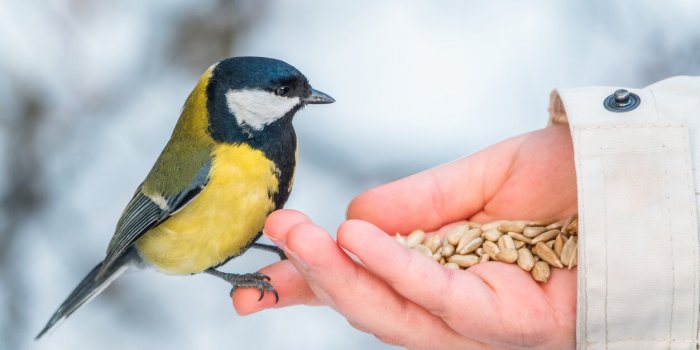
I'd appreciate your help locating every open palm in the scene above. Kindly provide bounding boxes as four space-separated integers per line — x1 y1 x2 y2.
234 125 577 349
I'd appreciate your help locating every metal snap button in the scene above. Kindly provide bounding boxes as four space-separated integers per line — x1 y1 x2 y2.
604 89 640 112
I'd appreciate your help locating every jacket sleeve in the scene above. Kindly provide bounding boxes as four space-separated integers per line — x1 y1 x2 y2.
549 76 700 350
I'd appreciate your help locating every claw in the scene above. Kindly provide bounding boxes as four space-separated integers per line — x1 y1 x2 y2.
210 270 279 303
256 273 271 281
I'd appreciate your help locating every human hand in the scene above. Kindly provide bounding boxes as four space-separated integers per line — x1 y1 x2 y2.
233 125 578 349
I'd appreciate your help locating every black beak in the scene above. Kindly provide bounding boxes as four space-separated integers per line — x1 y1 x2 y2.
303 88 335 104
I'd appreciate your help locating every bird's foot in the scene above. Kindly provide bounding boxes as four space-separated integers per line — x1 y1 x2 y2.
205 269 279 303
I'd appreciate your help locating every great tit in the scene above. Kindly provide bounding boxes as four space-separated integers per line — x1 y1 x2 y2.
36 56 334 338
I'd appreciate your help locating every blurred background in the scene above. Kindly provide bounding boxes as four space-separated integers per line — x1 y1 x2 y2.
1 1 699 349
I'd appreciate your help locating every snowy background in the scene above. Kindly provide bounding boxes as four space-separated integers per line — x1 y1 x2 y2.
1 1 699 349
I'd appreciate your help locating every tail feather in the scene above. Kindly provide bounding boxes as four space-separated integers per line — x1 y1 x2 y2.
35 249 135 339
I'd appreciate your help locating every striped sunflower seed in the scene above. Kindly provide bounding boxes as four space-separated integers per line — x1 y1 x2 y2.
456 228 482 252
531 229 560 244
508 231 532 244
532 242 563 268
458 237 483 255
532 261 551 282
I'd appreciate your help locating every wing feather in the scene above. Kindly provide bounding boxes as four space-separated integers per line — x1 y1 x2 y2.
99 160 211 275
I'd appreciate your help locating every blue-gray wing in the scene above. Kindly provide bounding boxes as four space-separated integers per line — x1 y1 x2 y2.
99 160 211 275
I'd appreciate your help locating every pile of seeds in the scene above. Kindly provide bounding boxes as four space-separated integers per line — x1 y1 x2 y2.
395 214 578 283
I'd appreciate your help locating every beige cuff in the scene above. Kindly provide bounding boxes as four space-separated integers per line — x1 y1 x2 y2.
549 76 700 350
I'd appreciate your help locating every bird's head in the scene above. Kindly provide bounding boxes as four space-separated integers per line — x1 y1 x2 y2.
203 56 334 141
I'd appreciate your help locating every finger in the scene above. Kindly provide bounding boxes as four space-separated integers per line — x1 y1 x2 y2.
284 222 482 349
264 209 312 248
232 260 320 315
337 220 506 339
347 135 522 233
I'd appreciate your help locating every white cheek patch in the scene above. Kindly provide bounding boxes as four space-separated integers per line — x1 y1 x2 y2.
225 89 301 131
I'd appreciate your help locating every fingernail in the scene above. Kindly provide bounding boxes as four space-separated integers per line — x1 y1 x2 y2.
269 237 286 250
285 249 309 271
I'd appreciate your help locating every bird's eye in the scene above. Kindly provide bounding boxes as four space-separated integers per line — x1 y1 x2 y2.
275 86 291 96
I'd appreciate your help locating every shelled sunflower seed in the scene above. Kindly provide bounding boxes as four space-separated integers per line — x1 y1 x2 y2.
395 214 578 283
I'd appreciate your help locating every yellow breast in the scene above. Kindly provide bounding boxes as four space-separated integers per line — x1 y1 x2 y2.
136 143 279 275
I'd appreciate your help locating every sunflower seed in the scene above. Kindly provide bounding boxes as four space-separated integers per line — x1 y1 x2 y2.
412 244 433 257
446 225 469 245
495 248 518 263
498 221 526 233
546 220 564 230
554 234 565 257
508 231 532 244
568 254 578 269
517 247 535 271
481 220 509 231
458 237 483 255
466 221 482 228
532 261 551 282
482 241 500 259
456 229 482 252
560 236 578 269
514 240 526 249
395 233 408 246
444 262 460 270
532 242 563 268
523 226 547 238
448 254 479 268
425 234 442 253
531 229 560 244
528 219 554 226
497 235 516 250
441 244 455 257
407 230 426 248
561 213 578 234
482 228 503 242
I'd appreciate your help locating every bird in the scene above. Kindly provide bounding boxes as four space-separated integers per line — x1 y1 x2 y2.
36 56 335 339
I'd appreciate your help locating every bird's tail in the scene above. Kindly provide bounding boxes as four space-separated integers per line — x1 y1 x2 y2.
35 248 137 339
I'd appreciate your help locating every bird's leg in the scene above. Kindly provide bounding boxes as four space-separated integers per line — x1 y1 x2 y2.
204 269 279 303
250 242 287 260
